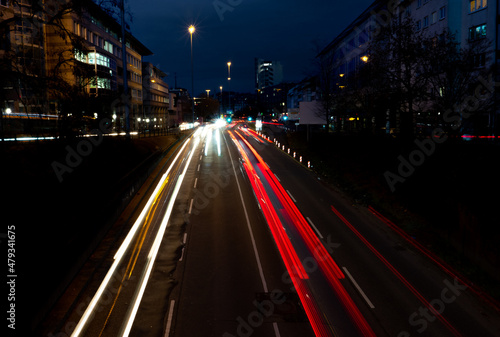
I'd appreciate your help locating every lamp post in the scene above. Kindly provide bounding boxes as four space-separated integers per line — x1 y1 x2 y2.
227 61 231 114
189 25 195 124
219 86 223 115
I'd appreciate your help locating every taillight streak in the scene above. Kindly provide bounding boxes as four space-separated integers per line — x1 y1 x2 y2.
229 130 333 336
368 206 500 313
331 205 462 337
236 132 375 337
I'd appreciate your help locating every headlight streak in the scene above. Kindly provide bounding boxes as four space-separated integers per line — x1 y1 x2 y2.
71 137 193 337
205 126 213 156
233 129 377 337
216 128 221 156
120 135 201 337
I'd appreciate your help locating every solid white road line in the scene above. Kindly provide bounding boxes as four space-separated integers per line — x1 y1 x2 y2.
306 217 323 239
342 266 375 309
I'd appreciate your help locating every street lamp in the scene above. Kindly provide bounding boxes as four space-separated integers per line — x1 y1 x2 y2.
189 25 195 124
227 61 231 114
206 89 210 98
219 86 223 115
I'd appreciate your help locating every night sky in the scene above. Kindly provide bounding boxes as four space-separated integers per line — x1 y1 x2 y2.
128 0 374 94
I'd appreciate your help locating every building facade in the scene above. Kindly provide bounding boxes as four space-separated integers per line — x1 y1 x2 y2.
142 62 175 132
255 58 283 91
45 0 152 131
314 0 499 136
1 0 47 116
1 0 154 135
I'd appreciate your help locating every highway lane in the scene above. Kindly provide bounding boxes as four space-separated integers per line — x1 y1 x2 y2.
228 127 376 336
168 124 315 337
45 121 500 337
243 124 500 337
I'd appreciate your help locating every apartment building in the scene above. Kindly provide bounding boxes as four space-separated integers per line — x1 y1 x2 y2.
0 0 47 115
45 0 152 130
1 0 153 134
142 62 179 131
314 0 499 135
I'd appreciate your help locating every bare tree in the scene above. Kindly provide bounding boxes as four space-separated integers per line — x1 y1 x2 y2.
421 30 493 136
367 16 430 140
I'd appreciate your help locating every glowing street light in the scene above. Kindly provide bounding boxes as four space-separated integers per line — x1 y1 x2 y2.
219 86 223 114
227 61 231 114
189 25 196 123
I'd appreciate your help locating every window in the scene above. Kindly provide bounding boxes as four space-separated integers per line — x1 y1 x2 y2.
74 49 87 63
1 0 9 7
439 6 446 20
416 20 422 31
423 16 429 28
104 40 113 53
417 0 422 8
431 12 438 24
88 52 111 68
74 22 80 35
470 0 487 13
469 24 487 41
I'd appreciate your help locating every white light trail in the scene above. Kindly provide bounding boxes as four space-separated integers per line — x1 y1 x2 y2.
120 135 200 337
71 138 191 337
216 129 221 156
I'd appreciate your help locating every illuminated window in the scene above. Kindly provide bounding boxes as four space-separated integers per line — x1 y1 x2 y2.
88 52 111 68
90 78 111 89
470 0 487 12
74 49 87 63
469 24 487 41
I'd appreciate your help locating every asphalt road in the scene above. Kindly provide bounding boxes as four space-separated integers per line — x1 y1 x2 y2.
247 123 500 337
40 122 500 337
